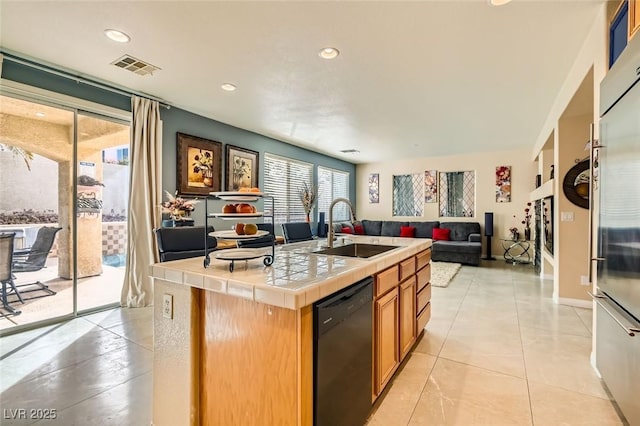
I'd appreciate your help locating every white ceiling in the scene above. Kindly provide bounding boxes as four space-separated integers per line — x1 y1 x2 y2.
0 1 604 164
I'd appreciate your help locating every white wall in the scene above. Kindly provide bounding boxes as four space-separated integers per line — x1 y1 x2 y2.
0 151 58 213
356 148 536 256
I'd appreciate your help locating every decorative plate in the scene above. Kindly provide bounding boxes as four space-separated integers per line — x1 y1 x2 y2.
562 159 589 209
209 230 269 239
207 212 264 219
210 191 264 201
215 248 269 261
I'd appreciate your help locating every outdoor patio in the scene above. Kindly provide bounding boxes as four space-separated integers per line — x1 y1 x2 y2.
1 258 124 330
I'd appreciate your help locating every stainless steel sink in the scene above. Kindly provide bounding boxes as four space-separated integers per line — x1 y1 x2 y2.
313 243 399 258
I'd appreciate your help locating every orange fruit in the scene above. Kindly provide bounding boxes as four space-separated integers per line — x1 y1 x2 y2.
244 224 258 235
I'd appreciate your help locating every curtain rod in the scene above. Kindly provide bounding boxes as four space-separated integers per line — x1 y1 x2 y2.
1 51 170 109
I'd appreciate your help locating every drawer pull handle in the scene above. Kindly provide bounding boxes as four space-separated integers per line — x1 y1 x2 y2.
589 292 640 337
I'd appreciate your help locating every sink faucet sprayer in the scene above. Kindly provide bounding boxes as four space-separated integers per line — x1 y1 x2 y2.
327 197 357 249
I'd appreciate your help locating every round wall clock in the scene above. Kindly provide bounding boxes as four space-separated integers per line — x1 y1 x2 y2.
562 159 590 209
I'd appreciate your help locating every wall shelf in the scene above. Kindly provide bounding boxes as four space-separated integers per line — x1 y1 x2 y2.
529 179 555 202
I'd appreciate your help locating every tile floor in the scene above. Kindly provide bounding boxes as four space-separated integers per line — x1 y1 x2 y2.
0 261 625 425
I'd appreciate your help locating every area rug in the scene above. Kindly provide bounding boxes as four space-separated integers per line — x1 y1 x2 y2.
430 261 462 288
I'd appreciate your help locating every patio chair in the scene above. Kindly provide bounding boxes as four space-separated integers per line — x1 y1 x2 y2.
12 226 62 273
0 233 22 315
281 222 314 244
11 226 60 300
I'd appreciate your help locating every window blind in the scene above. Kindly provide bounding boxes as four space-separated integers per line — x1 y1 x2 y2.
264 153 313 223
317 167 350 221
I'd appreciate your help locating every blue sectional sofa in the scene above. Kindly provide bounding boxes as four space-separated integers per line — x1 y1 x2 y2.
333 219 482 266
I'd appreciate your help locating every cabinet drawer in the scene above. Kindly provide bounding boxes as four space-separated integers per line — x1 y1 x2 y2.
416 283 431 314
399 257 416 282
416 263 431 292
375 265 399 298
417 302 431 332
416 249 432 271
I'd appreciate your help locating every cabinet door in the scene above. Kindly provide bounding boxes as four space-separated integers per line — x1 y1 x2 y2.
399 277 417 361
374 288 399 396
631 0 640 39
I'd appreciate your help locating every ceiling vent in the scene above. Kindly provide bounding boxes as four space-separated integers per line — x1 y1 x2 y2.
340 149 360 154
111 55 161 76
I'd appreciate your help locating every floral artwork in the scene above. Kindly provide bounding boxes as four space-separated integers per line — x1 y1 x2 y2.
225 145 259 191
188 147 213 187
368 173 379 203
496 166 511 203
424 170 437 203
177 133 222 196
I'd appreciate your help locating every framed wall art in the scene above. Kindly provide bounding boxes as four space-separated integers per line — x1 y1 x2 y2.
496 165 511 203
177 133 222 196
225 145 259 191
424 170 437 203
368 173 379 203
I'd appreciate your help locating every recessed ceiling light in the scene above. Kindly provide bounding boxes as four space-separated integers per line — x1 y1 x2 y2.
489 0 512 5
221 83 237 92
35 112 46 117
319 47 340 60
104 29 131 43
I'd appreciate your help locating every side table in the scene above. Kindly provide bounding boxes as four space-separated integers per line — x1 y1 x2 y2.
501 239 531 264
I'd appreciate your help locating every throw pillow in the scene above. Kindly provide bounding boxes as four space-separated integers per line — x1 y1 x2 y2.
354 224 365 235
341 226 353 234
400 226 416 238
432 228 451 241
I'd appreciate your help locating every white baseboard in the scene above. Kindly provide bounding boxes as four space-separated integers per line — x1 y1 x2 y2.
591 352 601 378
556 297 593 309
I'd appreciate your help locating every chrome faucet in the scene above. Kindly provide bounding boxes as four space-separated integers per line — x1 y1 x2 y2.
327 197 357 248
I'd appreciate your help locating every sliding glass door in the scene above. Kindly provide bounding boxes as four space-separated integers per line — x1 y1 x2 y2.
76 112 129 311
0 94 130 332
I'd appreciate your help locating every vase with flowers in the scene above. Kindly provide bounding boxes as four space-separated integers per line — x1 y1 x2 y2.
521 202 532 240
161 190 199 226
508 226 519 241
298 182 318 223
192 151 213 187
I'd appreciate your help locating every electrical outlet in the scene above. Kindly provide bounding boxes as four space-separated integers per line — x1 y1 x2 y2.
561 211 574 222
580 275 590 286
162 294 173 319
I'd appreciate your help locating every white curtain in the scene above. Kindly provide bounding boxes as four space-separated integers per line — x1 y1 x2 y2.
121 96 162 307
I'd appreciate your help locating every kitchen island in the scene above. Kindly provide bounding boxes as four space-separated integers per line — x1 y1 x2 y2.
150 235 432 426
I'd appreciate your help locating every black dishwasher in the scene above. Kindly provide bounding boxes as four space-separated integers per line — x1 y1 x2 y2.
313 277 373 426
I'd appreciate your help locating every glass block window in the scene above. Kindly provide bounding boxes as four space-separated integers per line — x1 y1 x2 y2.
264 153 313 223
392 173 424 217
439 171 475 217
317 167 350 221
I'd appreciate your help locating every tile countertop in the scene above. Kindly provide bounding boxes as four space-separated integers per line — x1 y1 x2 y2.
150 235 432 310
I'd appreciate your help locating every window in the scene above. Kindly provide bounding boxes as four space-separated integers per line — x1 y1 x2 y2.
264 153 313 223
317 167 350 221
439 171 475 217
392 173 424 217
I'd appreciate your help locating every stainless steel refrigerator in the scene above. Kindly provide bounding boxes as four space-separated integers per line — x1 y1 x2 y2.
595 33 640 426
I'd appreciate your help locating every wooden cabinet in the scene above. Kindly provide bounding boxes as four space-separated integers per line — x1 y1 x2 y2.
415 248 432 334
375 265 399 297
373 248 432 398
374 287 399 395
631 0 640 39
399 276 417 360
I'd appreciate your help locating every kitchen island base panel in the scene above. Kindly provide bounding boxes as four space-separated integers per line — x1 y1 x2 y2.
201 290 312 426
153 280 202 426
152 278 313 426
